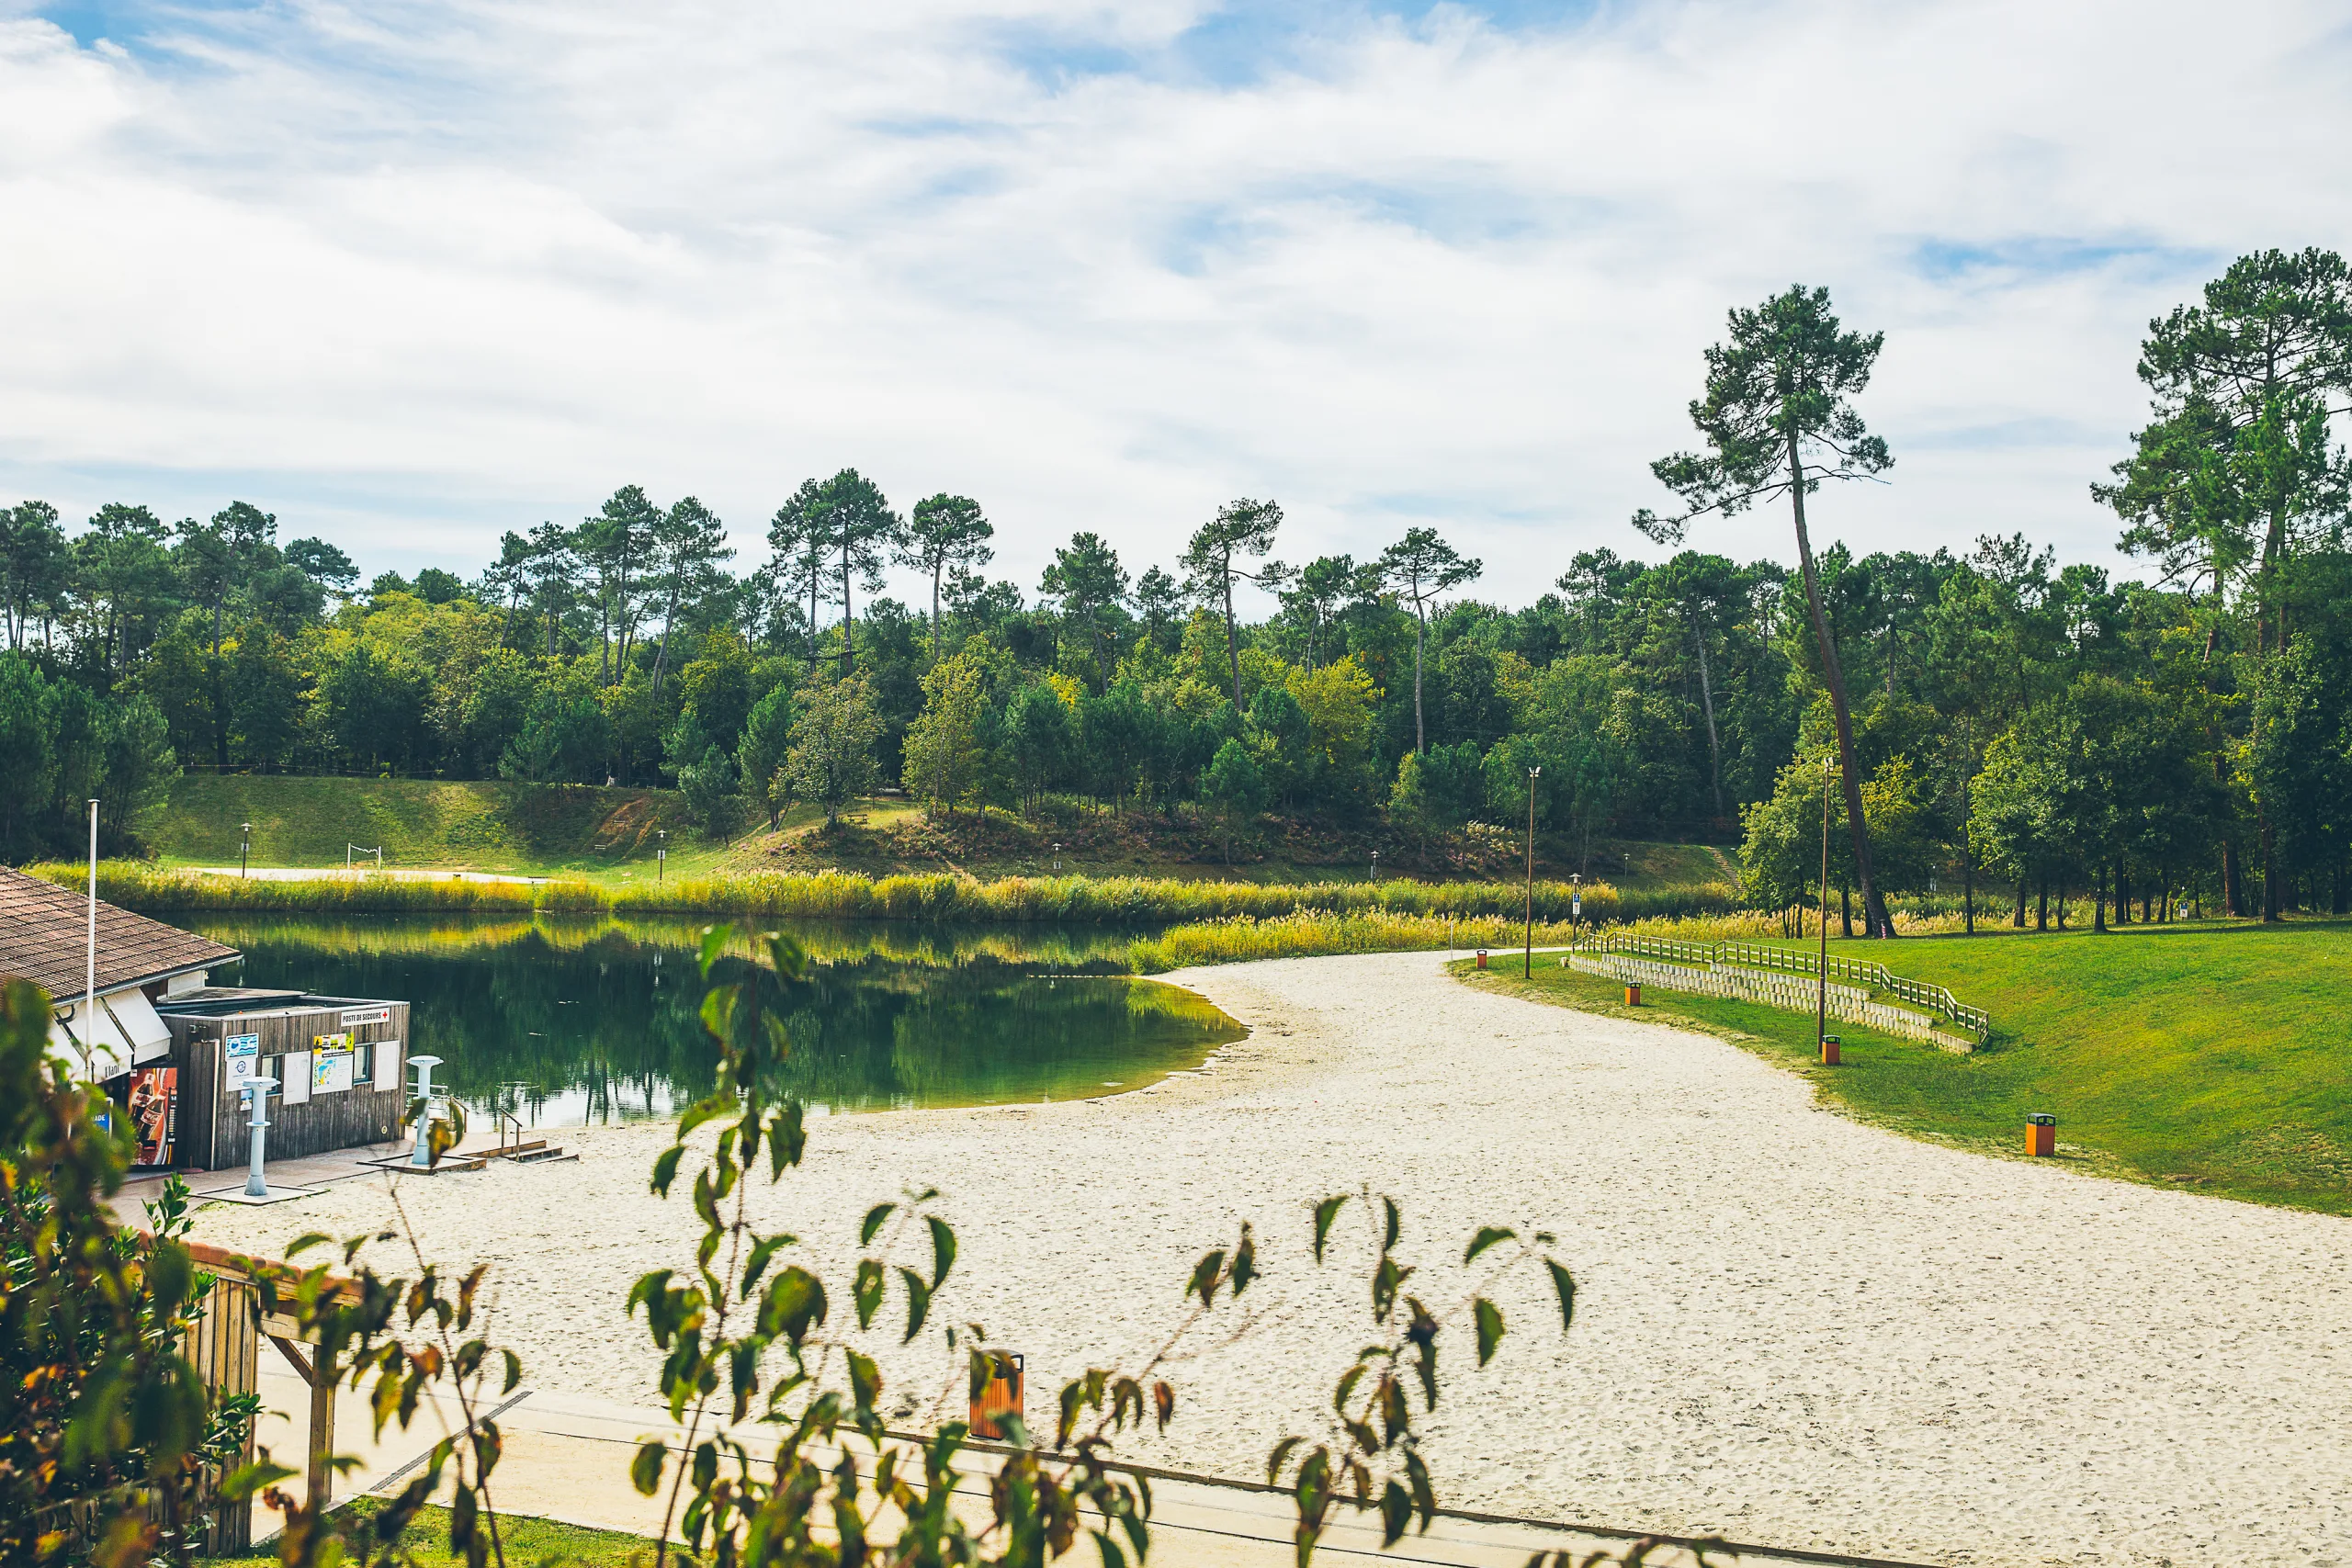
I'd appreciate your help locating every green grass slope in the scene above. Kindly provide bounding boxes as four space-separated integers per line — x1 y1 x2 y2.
152 774 702 876
1464 919 2352 1214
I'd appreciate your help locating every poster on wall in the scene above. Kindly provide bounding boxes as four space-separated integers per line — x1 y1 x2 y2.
128 1066 177 1167
225 1032 260 1088
312 1033 354 1094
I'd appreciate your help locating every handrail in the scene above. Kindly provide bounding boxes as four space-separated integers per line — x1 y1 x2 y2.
1577 931 1991 1036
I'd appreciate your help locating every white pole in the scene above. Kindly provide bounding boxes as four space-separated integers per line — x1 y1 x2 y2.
83 798 97 1080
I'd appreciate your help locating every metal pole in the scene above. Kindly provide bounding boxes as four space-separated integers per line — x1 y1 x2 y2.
1818 753 1831 1048
408 1055 445 1168
83 798 97 1080
658 831 666 883
1524 766 1541 978
242 1078 278 1197
241 821 251 878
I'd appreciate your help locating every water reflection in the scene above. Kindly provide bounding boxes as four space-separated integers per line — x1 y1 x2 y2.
190 917 1244 1126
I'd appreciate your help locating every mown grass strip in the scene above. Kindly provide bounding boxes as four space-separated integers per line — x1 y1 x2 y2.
1464 921 2352 1216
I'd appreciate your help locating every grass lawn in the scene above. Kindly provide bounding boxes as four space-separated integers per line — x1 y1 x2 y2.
203 1501 655 1568
1458 918 2352 1215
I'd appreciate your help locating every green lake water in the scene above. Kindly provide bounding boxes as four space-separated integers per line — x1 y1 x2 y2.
187 916 1246 1126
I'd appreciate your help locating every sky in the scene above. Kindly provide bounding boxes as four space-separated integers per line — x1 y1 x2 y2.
1 0 2347 615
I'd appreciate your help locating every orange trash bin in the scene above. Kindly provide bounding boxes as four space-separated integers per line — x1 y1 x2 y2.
970 1350 1024 1440
2026 1113 2056 1156
1476 949 1487 968
1818 1034 1841 1066
1623 983 1642 1006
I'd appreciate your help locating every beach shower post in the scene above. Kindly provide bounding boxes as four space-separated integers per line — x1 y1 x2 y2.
407 1055 446 1168
240 1077 279 1197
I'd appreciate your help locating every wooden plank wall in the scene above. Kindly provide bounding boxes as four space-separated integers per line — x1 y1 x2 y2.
184 1273 260 1552
164 1004 411 1170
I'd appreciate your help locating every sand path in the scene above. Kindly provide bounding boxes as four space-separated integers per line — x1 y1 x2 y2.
188 952 2352 1566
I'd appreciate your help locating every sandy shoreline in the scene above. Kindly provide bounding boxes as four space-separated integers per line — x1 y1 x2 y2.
187 951 2352 1565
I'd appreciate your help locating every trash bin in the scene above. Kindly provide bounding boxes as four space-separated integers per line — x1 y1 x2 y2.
970 1350 1024 1440
2026 1113 2056 1156
1476 949 1487 969
1623 983 1642 1006
1818 1034 1841 1066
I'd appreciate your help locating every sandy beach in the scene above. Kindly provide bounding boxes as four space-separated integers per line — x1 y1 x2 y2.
187 951 2352 1566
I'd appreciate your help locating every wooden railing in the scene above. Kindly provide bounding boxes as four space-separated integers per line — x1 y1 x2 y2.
1577 932 1991 1036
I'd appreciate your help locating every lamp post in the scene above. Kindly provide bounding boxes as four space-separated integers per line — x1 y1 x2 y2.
1369 849 1379 883
240 1077 279 1198
1052 843 1062 872
240 821 252 879
407 1055 446 1168
658 829 667 884
1571 872 1582 949
1818 753 1832 1058
1523 766 1542 978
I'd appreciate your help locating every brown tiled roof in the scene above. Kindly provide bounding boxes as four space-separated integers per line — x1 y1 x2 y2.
0 867 240 1003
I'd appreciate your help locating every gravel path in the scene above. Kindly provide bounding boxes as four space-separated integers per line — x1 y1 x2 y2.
189 951 2352 1566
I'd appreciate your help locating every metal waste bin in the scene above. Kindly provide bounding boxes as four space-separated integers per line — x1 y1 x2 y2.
2026 1112 2057 1156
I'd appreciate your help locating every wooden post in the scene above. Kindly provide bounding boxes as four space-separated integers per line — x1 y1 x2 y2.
269 1336 338 1510
185 1275 260 1552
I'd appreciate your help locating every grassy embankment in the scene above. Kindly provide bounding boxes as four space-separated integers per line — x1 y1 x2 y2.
1462 919 2352 1215
145 773 1736 888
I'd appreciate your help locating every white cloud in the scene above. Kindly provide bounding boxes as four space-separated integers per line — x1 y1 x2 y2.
0 0 2346 608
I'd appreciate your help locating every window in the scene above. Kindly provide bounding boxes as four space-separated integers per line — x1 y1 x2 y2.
354 1041 375 1084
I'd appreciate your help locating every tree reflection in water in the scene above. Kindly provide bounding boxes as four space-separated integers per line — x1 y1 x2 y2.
191 916 1245 1126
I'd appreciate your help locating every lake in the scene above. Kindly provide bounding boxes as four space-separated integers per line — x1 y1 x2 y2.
187 916 1246 1127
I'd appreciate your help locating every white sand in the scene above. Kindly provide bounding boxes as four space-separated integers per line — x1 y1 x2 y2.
188 952 2352 1566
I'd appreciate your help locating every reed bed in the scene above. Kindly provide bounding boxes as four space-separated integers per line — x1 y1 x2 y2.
34 862 1737 927
1125 909 1586 973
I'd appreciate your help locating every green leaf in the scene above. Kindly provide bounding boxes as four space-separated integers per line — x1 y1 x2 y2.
1545 1260 1577 1331
1405 1450 1435 1531
1058 1379 1085 1447
1265 1435 1304 1485
854 1258 884 1330
861 1202 896 1247
1382 1196 1401 1253
1311 1195 1346 1264
927 1214 957 1288
631 1438 666 1495
698 923 733 978
650 1145 685 1198
898 1267 933 1343
1189 1249 1225 1307
698 985 739 1045
1474 1297 1504 1368
765 1266 827 1346
847 1350 882 1417
220 1459 297 1500
768 1102 806 1176
1153 1380 1174 1432
1379 1481 1411 1546
501 1348 523 1394
1230 1222 1257 1297
1464 1225 1517 1266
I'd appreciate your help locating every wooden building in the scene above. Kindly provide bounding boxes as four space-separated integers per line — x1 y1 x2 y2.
0 866 411 1171
155 989 411 1169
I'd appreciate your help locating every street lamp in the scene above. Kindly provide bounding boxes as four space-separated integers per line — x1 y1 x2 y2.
658 829 667 884
1571 872 1582 948
1818 753 1834 1063
1369 848 1379 882
1052 843 1062 872
1523 766 1542 977
240 821 252 879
